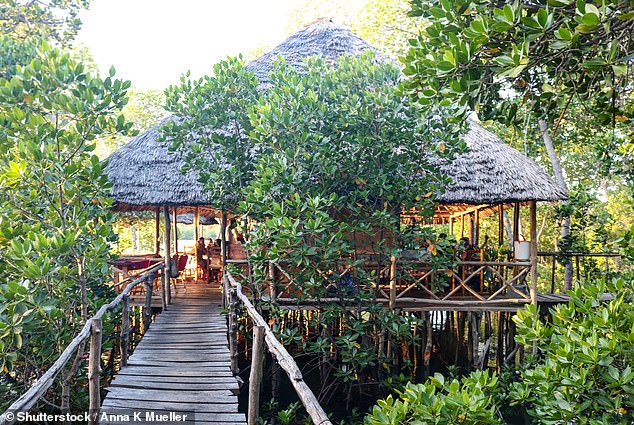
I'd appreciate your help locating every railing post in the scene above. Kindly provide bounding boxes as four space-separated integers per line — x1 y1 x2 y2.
248 326 265 425
268 261 276 301
389 255 397 310
229 288 239 375
120 294 130 367
88 319 102 425
144 275 153 331
160 266 167 311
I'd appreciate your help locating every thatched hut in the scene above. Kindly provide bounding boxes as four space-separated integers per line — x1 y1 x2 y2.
105 19 567 307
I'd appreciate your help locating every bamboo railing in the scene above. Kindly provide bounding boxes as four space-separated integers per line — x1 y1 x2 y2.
225 270 332 425
0 262 164 425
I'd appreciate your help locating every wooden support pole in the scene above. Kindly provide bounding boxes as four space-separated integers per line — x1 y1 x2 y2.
268 261 276 301
221 210 228 265
529 201 538 306
498 204 504 247
449 216 454 236
194 207 200 272
474 208 480 247
88 319 102 425
173 207 178 255
144 275 153 331
461 214 465 238
163 206 172 305
389 256 397 310
423 312 432 380
221 210 228 306
229 288 239 374
120 294 130 368
513 202 520 242
248 326 265 425
160 266 167 311
155 207 160 255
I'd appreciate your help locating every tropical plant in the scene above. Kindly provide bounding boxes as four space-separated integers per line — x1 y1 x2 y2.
401 0 634 289
0 39 131 411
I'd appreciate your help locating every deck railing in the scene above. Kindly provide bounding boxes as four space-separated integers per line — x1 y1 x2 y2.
269 257 535 308
0 262 164 425
224 270 332 425
538 251 622 293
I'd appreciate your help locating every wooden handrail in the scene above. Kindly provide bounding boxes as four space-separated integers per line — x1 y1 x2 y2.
225 271 332 425
0 262 164 425
538 251 621 257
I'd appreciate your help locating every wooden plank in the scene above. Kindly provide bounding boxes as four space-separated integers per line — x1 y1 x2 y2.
105 388 236 403
111 375 238 385
125 358 231 366
108 381 237 391
102 399 239 413
116 366 234 377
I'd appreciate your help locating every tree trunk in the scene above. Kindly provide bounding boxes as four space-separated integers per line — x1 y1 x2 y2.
538 119 573 291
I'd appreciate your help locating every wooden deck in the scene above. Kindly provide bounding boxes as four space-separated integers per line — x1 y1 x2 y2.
101 284 246 425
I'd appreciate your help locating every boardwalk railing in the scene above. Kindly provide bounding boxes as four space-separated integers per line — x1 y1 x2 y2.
0 262 164 425
225 270 332 425
538 251 622 293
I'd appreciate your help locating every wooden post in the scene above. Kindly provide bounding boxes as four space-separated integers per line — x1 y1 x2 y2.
248 326 265 425
229 288 239 374
144 275 153 330
498 204 504 246
529 200 538 306
88 319 102 425
423 312 432 380
461 213 465 238
155 207 160 255
389 255 397 310
120 294 130 367
160 266 167 311
550 255 557 294
474 207 480 247
173 207 178 255
194 207 200 272
513 202 520 243
221 210 228 265
268 261 276 301
449 216 454 236
163 206 172 305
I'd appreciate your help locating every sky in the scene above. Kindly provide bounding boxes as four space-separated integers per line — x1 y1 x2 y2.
77 0 298 91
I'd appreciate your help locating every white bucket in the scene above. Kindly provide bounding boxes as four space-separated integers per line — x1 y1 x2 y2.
514 241 531 261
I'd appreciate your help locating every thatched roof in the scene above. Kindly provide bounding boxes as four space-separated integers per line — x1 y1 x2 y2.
247 19 386 90
105 19 567 212
435 121 568 204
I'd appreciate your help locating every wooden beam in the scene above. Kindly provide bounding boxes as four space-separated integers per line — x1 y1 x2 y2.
474 208 480 247
155 207 160 255
173 207 178 255
248 326 265 425
120 294 130 367
529 201 537 306
163 206 172 305
513 202 520 242
389 256 397 310
194 207 200 272
498 204 504 247
88 319 102 425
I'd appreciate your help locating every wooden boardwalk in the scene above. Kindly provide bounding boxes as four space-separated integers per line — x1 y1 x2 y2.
101 284 246 425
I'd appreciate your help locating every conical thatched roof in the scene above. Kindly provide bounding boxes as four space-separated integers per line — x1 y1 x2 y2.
247 19 386 89
105 19 567 212
435 121 568 204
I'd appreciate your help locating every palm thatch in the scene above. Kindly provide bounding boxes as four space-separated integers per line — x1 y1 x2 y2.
105 19 567 212
247 19 386 90
435 121 568 204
